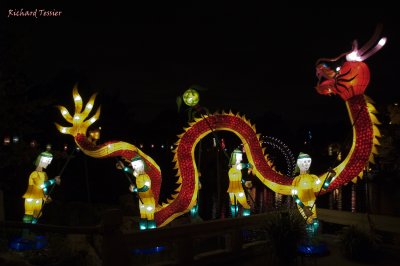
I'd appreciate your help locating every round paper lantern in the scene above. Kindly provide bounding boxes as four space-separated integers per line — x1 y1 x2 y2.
182 88 200 107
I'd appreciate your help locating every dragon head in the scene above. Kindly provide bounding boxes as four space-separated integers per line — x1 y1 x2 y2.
315 26 386 101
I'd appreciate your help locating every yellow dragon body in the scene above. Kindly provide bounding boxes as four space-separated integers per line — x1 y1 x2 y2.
55 30 384 227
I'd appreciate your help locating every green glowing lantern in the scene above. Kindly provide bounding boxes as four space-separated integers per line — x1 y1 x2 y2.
182 88 200 107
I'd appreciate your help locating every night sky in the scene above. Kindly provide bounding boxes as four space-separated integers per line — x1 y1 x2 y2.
2 7 399 128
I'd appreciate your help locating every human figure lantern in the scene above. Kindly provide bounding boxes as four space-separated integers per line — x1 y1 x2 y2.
123 155 156 230
291 153 335 237
22 151 61 224
227 148 252 217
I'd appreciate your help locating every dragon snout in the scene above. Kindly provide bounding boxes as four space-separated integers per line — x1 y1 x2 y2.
315 78 336 96
315 63 338 96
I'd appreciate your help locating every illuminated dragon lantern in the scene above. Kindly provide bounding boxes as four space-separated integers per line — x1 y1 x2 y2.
314 27 386 189
56 29 385 227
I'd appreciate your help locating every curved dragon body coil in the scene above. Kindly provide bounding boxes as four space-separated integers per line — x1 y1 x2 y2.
327 95 379 191
160 113 293 226
56 31 384 227
56 88 378 227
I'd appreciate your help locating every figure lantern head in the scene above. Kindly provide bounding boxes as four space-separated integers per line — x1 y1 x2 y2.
296 152 312 173
229 148 243 166
182 88 200 107
131 155 147 174
35 151 53 168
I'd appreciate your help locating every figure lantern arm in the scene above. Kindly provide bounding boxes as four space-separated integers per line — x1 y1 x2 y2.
292 194 305 208
41 179 56 188
291 183 305 208
238 163 252 184
322 168 337 190
116 160 134 175
123 166 133 175
135 185 149 193
40 178 56 194
130 179 150 193
241 163 252 169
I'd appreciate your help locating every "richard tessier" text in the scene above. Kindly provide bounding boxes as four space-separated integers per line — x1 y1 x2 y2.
8 9 62 18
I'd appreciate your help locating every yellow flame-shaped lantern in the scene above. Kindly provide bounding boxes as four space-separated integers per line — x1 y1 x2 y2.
55 85 101 136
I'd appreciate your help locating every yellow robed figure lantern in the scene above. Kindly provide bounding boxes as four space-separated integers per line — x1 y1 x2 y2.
227 148 252 217
22 151 61 224
291 152 335 236
124 155 156 230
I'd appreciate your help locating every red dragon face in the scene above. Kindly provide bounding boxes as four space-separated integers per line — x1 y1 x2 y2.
315 25 386 101
316 59 370 101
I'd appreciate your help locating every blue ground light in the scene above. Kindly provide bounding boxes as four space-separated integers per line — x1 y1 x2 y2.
9 235 48 251
131 246 166 255
297 242 329 256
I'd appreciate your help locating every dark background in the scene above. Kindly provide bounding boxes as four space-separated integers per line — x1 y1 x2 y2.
1 4 399 220
2 6 399 125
